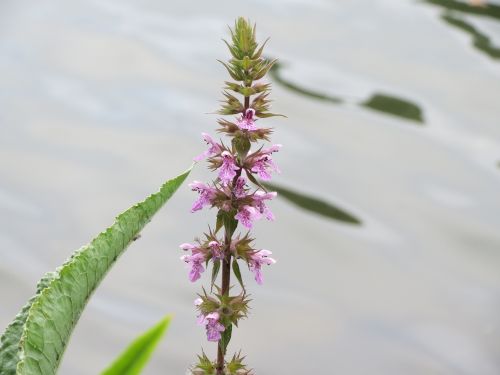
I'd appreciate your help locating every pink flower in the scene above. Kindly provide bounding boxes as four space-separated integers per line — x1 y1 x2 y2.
248 249 276 285
252 191 277 220
235 205 261 229
233 176 247 198
236 108 257 130
180 243 206 282
209 240 224 260
194 133 222 161
198 312 225 342
249 144 281 181
262 144 282 154
180 242 198 252
250 157 279 181
189 181 216 212
219 151 239 185
180 252 205 282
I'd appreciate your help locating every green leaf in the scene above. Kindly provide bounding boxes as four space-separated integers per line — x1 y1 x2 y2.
211 259 221 291
0 167 191 375
263 182 362 225
101 316 171 375
222 211 238 238
244 169 267 191
232 136 251 161
0 273 57 375
215 211 224 234
220 324 232 356
231 259 245 292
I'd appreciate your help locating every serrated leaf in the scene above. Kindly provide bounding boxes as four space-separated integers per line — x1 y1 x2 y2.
232 259 245 292
101 316 171 375
0 273 56 375
0 167 191 375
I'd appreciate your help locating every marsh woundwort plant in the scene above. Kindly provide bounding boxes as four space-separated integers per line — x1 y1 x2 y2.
179 17 283 375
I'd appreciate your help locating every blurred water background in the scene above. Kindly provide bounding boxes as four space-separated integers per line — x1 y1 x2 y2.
1 0 500 374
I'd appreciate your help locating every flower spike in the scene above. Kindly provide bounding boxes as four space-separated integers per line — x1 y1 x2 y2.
179 17 283 374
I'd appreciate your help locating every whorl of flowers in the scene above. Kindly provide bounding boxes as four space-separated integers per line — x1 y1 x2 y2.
181 17 283 375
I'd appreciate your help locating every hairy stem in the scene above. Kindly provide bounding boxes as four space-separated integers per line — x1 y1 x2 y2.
216 244 231 374
244 77 251 110
216 168 244 374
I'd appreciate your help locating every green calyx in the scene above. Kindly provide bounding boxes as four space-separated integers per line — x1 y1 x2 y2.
226 352 251 375
221 294 250 327
191 351 252 375
192 351 216 375
196 288 249 327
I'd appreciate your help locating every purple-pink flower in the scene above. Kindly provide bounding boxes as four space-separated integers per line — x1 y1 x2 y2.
233 191 276 228
219 151 239 185
252 191 277 221
233 176 247 198
262 144 282 154
249 144 281 181
180 243 206 282
194 133 222 161
236 108 257 131
189 181 216 212
197 311 225 342
209 240 224 260
235 205 261 229
248 249 276 285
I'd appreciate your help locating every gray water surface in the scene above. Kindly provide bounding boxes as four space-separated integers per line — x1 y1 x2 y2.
1 0 500 374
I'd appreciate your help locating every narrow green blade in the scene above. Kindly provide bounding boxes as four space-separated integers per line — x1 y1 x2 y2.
101 316 171 375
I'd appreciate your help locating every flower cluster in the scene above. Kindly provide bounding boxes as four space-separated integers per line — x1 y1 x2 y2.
180 17 283 375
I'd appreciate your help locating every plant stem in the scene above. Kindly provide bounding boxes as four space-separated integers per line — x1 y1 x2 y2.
216 168 244 374
244 78 251 109
216 228 232 374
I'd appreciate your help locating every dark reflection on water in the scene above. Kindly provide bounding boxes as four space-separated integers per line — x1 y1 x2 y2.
441 12 500 59
423 0 500 21
263 182 362 225
270 62 424 124
269 62 343 103
361 93 424 123
422 0 500 61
